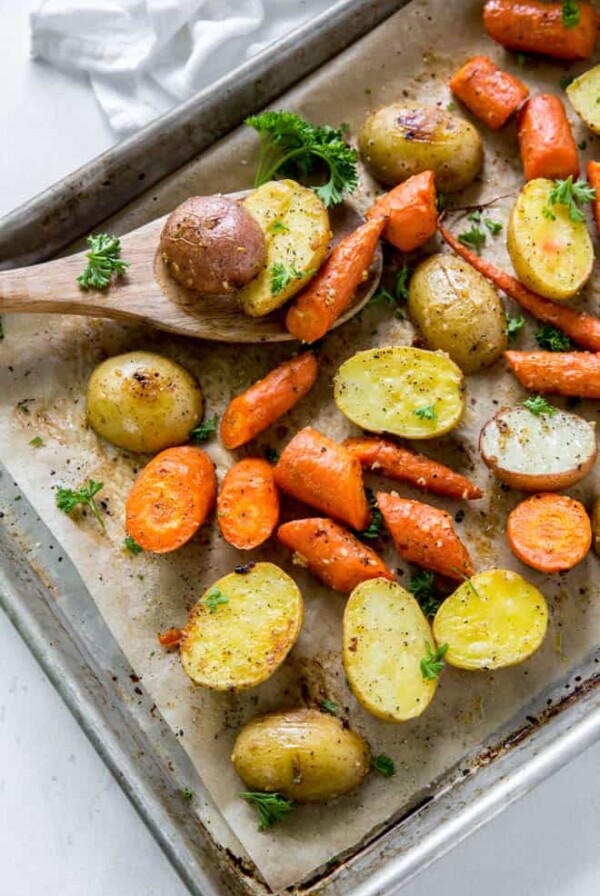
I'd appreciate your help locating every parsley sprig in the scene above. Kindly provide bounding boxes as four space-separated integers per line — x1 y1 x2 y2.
201 586 229 613
77 234 129 290
372 754 395 777
535 325 572 352
359 488 382 539
420 641 448 680
239 791 294 830
369 265 410 316
55 479 105 529
562 0 581 28
522 395 557 416
245 111 359 207
408 569 443 618
123 535 143 555
545 176 596 223
190 414 218 443
458 226 486 255
270 262 314 296
506 313 526 342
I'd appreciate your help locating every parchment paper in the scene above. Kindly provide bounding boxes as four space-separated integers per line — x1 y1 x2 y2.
3 1 600 889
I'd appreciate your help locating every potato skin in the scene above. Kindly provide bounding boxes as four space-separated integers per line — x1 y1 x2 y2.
87 351 203 453
408 254 507 373
160 196 266 294
358 103 483 192
231 709 371 802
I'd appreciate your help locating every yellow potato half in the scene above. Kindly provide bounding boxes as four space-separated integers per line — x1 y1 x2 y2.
567 65 600 134
507 178 594 301
343 578 438 722
238 179 331 316
433 569 548 671
334 346 465 439
180 562 303 690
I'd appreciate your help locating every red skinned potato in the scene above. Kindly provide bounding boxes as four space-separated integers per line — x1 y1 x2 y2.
160 196 266 294
480 405 597 492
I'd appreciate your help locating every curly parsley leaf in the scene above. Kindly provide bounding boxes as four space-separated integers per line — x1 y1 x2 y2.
245 110 359 207
320 699 339 715
201 586 229 613
29 436 44 448
239 791 294 830
123 535 143 555
420 641 448 680
484 219 503 236
270 262 314 296
535 325 573 352
269 218 289 234
522 394 558 416
458 226 486 255
359 488 382 540
562 0 581 28
506 313 526 343
77 233 129 290
413 404 437 421
407 569 443 618
546 176 596 223
55 479 105 530
189 414 218 444
372 754 396 777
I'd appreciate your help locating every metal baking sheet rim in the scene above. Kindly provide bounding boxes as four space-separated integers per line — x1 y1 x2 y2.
2 0 600 892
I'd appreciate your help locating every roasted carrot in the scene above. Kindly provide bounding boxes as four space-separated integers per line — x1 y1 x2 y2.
366 172 437 251
507 493 591 572
517 95 579 181
377 492 474 580
277 518 394 592
439 222 600 352
587 160 600 235
217 458 280 550
125 446 216 553
343 437 483 500
274 427 370 530
505 350 600 397
450 56 529 130
220 351 318 449
483 0 600 60
285 216 385 343
158 628 182 647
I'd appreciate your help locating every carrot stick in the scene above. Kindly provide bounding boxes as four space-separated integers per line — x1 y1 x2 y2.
505 350 600 397
125 446 216 553
158 628 182 647
217 458 280 550
220 351 318 449
366 172 437 251
343 436 482 500
517 95 579 181
450 56 529 130
274 427 370 530
483 0 600 60
507 493 591 572
285 217 385 343
377 492 474 580
587 160 600 235
277 517 394 593
439 222 600 352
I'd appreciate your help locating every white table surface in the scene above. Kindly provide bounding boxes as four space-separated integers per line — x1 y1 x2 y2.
2 2 600 895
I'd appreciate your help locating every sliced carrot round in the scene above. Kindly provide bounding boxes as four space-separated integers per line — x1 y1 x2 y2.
125 446 216 553
507 493 591 573
217 458 280 550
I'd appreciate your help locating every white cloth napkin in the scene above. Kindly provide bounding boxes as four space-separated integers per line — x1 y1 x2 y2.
30 0 335 136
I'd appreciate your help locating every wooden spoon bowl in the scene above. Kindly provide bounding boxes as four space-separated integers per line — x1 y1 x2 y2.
0 191 382 343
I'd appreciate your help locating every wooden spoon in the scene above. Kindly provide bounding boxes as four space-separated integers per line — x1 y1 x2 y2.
0 192 382 342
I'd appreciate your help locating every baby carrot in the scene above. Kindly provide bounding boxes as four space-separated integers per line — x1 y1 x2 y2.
343 436 482 500
274 427 370 531
587 160 600 235
507 493 591 572
483 0 600 60
377 492 474 580
158 628 182 647
505 350 600 397
217 458 280 550
517 95 579 181
277 518 394 593
220 351 318 449
285 216 385 343
450 56 529 130
125 446 216 553
366 171 437 251
439 222 600 352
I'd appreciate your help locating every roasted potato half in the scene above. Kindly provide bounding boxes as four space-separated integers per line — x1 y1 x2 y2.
238 179 331 316
433 569 548 671
358 103 483 192
408 254 508 373
231 709 371 802
567 65 600 134
343 578 438 722
480 405 597 491
86 351 203 453
507 178 594 301
334 346 465 439
180 563 303 691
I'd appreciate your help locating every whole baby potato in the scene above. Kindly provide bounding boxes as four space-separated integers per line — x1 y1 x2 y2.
87 351 203 453
358 103 483 192
160 195 266 294
231 708 371 802
408 254 507 373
